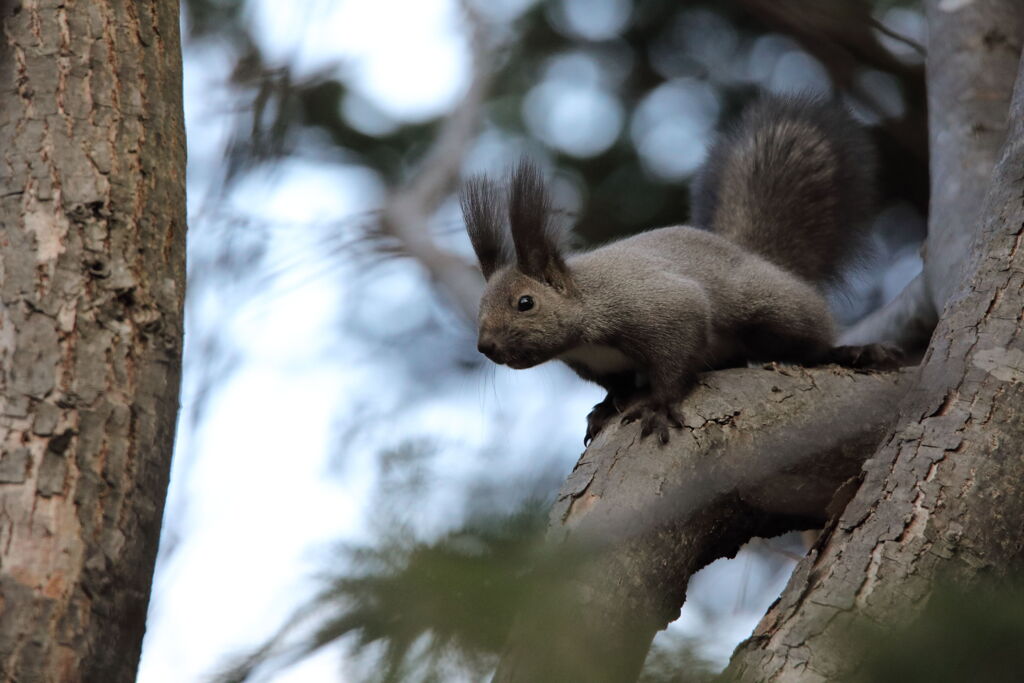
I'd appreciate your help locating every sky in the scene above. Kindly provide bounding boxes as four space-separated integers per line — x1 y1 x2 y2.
135 1 925 680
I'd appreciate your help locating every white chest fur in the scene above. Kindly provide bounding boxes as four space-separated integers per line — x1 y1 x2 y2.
558 344 636 374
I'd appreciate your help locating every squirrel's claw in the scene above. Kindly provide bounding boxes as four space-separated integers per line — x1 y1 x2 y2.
622 401 683 445
584 397 620 446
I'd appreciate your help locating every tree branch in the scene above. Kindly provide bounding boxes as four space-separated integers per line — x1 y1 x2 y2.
920 0 1023 312
838 272 937 349
844 0 1024 350
493 366 910 683
376 0 494 321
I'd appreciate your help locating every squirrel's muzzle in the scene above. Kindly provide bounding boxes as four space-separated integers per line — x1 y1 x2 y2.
477 334 500 362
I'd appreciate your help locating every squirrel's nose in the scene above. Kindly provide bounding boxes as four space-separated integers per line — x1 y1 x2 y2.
477 337 497 358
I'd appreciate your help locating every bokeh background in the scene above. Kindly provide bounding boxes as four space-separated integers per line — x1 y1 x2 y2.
137 1 928 680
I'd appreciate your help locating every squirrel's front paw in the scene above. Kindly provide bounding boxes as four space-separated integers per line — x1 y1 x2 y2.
584 398 619 446
621 400 683 445
827 343 904 371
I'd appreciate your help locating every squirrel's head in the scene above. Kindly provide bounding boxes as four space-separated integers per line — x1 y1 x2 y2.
460 160 581 369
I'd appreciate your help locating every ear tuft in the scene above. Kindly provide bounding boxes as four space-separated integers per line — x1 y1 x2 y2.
507 158 575 292
460 175 511 280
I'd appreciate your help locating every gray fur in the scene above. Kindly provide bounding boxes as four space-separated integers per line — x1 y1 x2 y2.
461 96 891 444
690 94 877 285
460 175 510 280
506 158 574 291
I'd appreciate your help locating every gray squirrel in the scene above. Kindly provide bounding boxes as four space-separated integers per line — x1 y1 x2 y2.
460 94 900 445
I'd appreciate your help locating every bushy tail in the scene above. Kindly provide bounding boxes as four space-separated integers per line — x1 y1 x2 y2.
690 94 877 285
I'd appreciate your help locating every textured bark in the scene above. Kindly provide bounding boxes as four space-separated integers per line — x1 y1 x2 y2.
493 366 909 683
0 1 185 681
724 43 1024 683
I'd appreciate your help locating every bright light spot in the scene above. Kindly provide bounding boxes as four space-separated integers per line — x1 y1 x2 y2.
631 79 719 179
637 124 706 179
746 34 800 85
876 7 925 64
248 0 470 120
465 128 541 176
182 42 236 210
229 160 384 224
554 0 632 41
769 50 831 95
524 82 623 157
666 545 796 667
544 51 605 87
352 261 433 338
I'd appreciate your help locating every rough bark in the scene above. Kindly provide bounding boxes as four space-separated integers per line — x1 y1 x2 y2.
493 366 909 683
0 1 185 681
724 42 1024 683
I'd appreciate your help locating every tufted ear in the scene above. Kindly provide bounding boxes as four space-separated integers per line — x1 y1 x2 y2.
507 159 575 293
460 175 511 280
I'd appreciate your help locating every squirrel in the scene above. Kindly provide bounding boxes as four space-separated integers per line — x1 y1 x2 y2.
460 94 900 445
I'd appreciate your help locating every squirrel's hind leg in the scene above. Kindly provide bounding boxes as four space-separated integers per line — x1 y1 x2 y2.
744 323 904 371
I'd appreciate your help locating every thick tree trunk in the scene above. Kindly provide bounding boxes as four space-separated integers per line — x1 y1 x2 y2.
725 39 1024 683
0 1 185 681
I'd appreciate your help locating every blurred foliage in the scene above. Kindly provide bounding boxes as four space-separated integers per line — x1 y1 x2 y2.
852 582 1024 683
183 0 929 245
309 504 547 681
218 500 721 682
641 635 716 683
215 504 543 681
222 527 1024 682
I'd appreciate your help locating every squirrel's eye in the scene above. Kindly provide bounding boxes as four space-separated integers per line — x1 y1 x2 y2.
517 295 534 312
